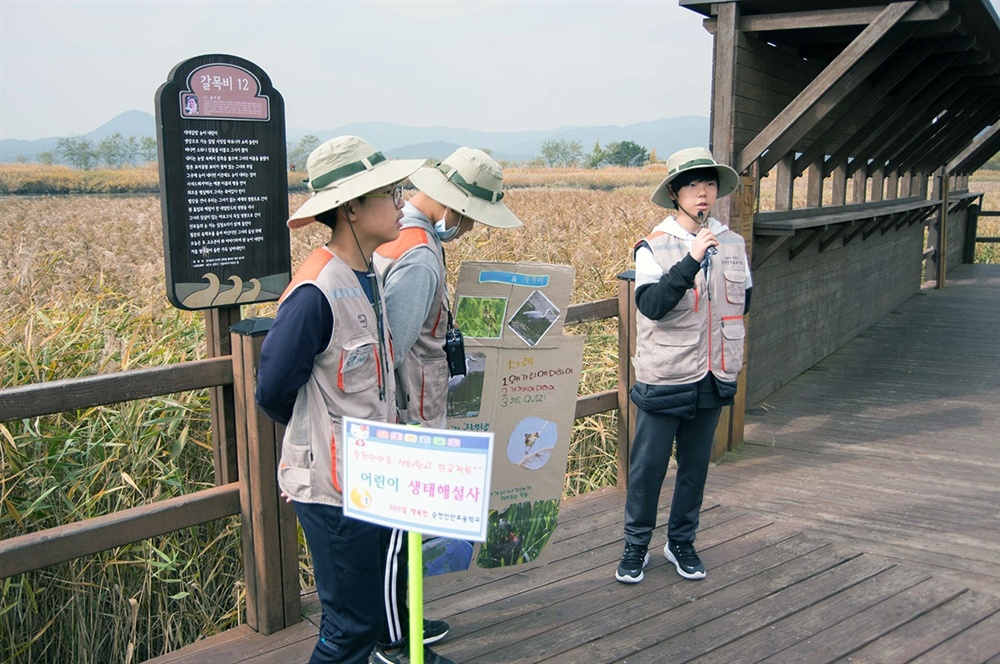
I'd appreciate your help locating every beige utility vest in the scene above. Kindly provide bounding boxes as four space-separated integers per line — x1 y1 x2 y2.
276 247 396 507
374 226 450 427
633 228 747 386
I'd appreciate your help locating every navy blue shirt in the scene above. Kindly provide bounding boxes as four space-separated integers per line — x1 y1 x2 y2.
255 270 376 425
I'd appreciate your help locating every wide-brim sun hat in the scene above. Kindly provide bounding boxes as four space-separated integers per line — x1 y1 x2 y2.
288 135 425 229
408 147 522 228
650 147 740 209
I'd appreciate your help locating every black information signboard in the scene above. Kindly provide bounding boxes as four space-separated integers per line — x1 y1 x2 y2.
155 54 291 310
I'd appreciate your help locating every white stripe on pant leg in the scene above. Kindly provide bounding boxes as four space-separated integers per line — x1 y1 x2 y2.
384 528 405 644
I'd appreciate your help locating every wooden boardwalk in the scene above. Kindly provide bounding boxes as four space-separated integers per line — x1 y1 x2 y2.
148 264 1000 664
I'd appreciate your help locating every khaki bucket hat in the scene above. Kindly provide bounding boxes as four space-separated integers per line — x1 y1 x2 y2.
651 147 740 209
408 147 522 228
288 136 424 229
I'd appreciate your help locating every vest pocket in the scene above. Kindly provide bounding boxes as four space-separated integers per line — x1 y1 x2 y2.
720 315 745 374
724 269 746 304
647 328 700 380
339 336 379 394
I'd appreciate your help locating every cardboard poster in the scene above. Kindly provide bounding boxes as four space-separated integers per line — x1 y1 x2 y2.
445 262 584 572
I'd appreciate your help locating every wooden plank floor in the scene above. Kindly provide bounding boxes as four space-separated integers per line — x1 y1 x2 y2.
147 264 1000 663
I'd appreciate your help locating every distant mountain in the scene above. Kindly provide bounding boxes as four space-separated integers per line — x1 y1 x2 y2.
0 110 156 163
0 111 709 164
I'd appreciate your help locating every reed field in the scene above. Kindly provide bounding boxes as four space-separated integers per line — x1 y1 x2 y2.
1 165 997 663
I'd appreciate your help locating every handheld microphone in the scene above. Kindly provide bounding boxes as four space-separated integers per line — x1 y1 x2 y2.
698 211 718 255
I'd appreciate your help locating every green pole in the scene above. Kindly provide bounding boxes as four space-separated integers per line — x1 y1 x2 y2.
408 530 423 664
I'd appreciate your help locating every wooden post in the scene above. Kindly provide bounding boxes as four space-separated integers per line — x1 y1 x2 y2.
714 162 758 461
831 164 848 206
852 163 868 204
964 203 980 264
806 161 824 208
775 155 795 211
231 318 300 634
937 168 950 289
870 166 885 202
205 306 241 485
616 272 637 489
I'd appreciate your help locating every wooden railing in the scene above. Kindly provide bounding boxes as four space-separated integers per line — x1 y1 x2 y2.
0 290 634 636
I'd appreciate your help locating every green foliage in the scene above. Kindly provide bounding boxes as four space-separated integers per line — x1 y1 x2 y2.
475 500 560 568
586 141 605 169
602 141 649 167
538 139 584 167
287 134 321 172
97 133 140 168
37 150 57 165
983 151 1000 170
57 135 98 170
140 136 158 163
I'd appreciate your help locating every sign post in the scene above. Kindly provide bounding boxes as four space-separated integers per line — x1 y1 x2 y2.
341 417 494 662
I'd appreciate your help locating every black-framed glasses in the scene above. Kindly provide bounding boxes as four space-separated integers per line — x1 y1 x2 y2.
366 185 403 205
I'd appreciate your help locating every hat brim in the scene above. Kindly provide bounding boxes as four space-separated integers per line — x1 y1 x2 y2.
409 167 522 228
288 158 426 229
650 163 740 209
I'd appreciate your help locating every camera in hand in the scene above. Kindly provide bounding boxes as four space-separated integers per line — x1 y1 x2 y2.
444 327 466 377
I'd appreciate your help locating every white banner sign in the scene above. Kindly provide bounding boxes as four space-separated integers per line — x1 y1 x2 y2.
342 417 494 541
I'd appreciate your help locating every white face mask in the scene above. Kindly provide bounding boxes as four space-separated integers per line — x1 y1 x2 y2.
434 217 461 242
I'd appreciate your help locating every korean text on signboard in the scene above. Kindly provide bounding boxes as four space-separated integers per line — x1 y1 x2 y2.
342 417 494 542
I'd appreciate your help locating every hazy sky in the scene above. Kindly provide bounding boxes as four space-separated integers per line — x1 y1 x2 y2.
0 1 714 141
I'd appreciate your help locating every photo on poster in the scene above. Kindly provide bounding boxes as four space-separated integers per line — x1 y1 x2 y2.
447 351 487 419
506 416 558 469
476 499 560 568
454 296 507 339
507 290 560 347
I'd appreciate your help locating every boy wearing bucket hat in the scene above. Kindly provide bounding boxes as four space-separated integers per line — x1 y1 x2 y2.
255 136 454 664
615 147 752 585
371 147 520 663
375 147 521 430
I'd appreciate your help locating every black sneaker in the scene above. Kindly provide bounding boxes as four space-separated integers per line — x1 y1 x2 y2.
664 539 706 580
422 618 449 645
615 542 650 583
370 640 455 664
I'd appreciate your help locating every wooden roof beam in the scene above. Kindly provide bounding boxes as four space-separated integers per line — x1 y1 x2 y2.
741 1 948 32
792 39 951 178
843 56 988 177
909 96 1000 172
700 1 948 34
805 34 973 177
757 22 918 177
736 1 918 174
875 68 998 169
949 123 1000 174
825 52 960 177
893 87 998 170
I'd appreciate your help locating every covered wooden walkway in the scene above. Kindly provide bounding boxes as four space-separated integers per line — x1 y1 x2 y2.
149 263 1000 663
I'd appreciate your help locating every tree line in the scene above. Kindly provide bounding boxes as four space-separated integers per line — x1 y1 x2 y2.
285 135 656 171
37 133 655 171
20 134 161 170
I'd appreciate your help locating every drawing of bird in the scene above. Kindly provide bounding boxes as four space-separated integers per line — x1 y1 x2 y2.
523 306 554 321
236 278 262 303
181 272 221 308
212 275 244 305
524 431 540 453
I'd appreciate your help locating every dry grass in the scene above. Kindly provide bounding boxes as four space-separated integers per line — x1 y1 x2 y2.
0 183 664 662
2 167 996 662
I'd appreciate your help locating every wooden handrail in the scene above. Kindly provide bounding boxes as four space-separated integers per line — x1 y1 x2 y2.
0 357 233 421
0 298 626 588
0 483 240 579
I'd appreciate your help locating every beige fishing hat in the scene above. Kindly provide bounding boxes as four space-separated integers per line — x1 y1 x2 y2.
651 147 740 209
288 136 424 229
408 147 522 228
